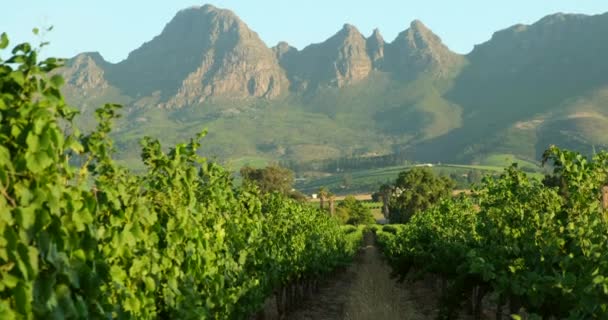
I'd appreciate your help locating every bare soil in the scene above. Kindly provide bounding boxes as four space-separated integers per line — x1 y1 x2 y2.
284 233 439 320
256 232 496 320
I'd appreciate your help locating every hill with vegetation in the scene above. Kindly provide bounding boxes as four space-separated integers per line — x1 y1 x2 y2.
58 4 608 169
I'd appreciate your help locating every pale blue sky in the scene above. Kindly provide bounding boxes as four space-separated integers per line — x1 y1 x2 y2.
4 1 608 62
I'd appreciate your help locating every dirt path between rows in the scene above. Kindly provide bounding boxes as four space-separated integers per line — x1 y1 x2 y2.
286 232 439 320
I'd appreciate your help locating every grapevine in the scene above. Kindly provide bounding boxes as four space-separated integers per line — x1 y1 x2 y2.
0 34 362 319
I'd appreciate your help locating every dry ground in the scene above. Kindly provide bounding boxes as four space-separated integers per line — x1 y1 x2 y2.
287 233 437 320
258 232 492 320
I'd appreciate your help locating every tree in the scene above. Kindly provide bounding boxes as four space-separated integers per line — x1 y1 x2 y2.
388 167 455 223
289 190 308 202
240 164 294 195
336 196 375 225
373 184 393 218
318 187 329 210
371 191 382 202
467 170 483 185
542 145 608 208
341 173 353 189
379 184 393 219
328 192 336 216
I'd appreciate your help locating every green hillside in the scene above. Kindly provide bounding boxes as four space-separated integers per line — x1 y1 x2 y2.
89 71 466 170
61 6 608 170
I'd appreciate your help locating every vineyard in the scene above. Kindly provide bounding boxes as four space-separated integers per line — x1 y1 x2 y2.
377 148 608 319
0 35 363 319
3 33 608 320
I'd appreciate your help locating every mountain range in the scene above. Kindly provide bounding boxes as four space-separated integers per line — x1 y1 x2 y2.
59 4 608 169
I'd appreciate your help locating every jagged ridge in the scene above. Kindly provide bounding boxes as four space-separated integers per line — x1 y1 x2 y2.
60 4 461 107
57 5 608 166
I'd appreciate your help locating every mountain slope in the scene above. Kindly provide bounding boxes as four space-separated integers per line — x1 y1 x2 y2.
58 6 608 168
366 29 385 69
385 20 465 79
284 24 373 90
411 12 608 162
62 4 289 109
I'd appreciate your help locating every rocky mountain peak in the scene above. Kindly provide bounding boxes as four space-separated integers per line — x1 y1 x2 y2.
57 7 608 167
536 12 588 25
371 28 383 39
180 4 239 24
200 3 218 11
341 23 359 33
396 20 442 51
166 4 244 39
62 52 109 91
385 20 462 78
409 19 430 32
367 28 385 69
273 41 298 62
76 51 107 66
335 23 366 44
274 41 294 51
101 4 288 107
60 5 466 105
55 51 116 104
285 23 372 89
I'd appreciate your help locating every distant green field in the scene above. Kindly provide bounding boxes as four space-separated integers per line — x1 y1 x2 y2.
477 153 541 170
225 156 270 171
296 164 494 194
295 160 547 195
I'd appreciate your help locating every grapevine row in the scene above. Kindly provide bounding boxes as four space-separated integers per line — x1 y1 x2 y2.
378 147 608 319
0 35 362 319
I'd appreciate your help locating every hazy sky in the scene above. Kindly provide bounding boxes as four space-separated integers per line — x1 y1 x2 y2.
4 1 608 62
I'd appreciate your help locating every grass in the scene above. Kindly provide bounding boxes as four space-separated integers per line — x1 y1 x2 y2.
477 153 540 169
341 236 427 320
224 156 270 171
371 208 384 222
441 163 505 172
295 164 501 194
